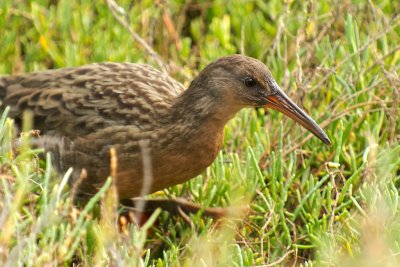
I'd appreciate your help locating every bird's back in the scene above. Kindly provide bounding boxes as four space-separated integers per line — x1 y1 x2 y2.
0 62 185 138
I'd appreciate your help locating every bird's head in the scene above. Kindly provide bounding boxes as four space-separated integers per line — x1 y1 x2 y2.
193 55 331 145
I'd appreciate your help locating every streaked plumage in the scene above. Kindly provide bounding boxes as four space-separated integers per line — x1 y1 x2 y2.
0 55 330 201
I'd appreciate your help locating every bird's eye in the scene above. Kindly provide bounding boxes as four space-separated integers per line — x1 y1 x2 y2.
243 77 256 87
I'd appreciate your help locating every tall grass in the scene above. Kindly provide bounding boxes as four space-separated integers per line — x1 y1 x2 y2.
0 0 399 266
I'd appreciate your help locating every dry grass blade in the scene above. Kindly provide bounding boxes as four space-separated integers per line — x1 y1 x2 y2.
106 0 168 73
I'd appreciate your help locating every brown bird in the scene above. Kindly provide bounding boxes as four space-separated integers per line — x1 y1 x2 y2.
0 55 330 202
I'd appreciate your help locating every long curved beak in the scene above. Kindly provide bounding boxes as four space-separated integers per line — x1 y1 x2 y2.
265 84 331 145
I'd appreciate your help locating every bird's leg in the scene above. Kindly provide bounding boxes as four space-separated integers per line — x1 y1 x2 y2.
119 197 245 226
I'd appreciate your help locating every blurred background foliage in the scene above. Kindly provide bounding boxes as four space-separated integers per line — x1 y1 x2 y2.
0 0 399 266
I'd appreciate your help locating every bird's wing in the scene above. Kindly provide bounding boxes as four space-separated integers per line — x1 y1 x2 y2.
0 62 185 138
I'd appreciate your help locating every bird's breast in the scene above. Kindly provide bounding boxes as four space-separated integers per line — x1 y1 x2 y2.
113 125 225 198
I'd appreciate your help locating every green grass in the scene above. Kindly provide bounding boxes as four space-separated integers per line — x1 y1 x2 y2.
0 0 399 266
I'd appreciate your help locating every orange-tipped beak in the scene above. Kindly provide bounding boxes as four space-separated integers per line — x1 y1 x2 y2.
265 85 331 145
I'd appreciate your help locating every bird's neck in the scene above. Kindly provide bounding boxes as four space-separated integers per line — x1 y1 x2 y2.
157 82 241 153
167 83 239 135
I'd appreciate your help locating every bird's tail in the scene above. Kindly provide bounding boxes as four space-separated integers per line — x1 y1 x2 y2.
0 75 12 105
0 76 6 102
